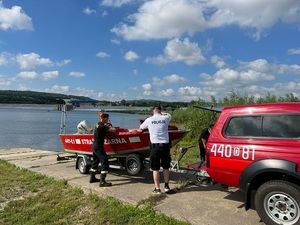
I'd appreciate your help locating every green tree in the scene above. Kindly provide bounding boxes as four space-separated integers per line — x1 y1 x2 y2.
120 99 127 106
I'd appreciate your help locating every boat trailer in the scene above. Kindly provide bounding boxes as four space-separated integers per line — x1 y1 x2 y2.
57 152 148 176
57 144 211 183
170 145 211 183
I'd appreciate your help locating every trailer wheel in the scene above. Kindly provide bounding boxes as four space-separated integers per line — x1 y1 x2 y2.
254 180 300 225
77 157 90 174
125 154 143 176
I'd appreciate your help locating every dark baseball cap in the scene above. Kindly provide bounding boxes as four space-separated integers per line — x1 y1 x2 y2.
153 106 162 110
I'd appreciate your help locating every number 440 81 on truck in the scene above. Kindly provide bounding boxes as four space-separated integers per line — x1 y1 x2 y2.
197 102 300 225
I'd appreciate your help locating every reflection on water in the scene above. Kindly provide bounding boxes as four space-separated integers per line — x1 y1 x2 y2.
0 105 148 151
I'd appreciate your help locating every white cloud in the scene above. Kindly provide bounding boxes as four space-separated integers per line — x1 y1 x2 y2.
200 67 275 88
178 86 203 97
1 52 62 69
206 0 300 40
151 74 187 87
75 87 105 99
16 53 53 69
152 76 164 86
196 59 300 101
238 59 273 73
277 64 300 74
203 38 213 54
141 83 153 96
142 83 152 91
129 86 137 91
56 59 71 67
133 69 138 75
143 90 153 96
146 38 206 65
17 83 29 90
237 59 300 75
107 93 116 99
83 7 96 15
145 55 168 65
288 48 300 55
41 71 58 80
160 88 174 96
69 71 85 78
176 86 220 102
0 75 11 86
96 52 111 58
101 0 134 7
111 39 121 45
0 52 10 66
46 85 69 93
111 0 207 40
164 38 206 65
17 70 59 80
102 11 108 17
164 74 187 83
227 81 300 101
211 55 228 69
111 0 300 41
0 2 33 31
17 71 38 79
124 50 139 61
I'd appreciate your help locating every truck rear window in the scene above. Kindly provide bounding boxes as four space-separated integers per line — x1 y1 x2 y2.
225 114 300 138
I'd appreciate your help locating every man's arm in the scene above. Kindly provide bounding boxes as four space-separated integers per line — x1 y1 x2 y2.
162 112 171 123
201 138 207 149
139 118 150 130
108 127 117 133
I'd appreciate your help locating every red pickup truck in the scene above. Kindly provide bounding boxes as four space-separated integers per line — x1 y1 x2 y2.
199 103 300 225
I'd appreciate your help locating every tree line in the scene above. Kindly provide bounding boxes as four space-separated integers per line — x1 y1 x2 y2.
0 90 91 104
0 90 189 109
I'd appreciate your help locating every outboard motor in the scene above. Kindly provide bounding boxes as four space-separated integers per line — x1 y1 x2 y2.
77 120 93 134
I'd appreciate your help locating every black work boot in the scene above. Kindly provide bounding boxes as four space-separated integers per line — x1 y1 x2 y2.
99 175 112 187
89 173 100 183
99 180 112 187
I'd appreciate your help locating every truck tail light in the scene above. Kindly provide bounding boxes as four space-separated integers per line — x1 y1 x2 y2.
206 148 210 167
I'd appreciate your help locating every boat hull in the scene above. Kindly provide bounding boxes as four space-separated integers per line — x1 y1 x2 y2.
60 129 189 157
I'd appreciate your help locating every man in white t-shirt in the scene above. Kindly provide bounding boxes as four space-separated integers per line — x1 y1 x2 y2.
139 106 172 194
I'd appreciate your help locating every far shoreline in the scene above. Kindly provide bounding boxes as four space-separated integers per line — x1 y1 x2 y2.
0 103 152 114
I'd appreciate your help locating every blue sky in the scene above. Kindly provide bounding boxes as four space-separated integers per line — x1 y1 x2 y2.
0 0 300 102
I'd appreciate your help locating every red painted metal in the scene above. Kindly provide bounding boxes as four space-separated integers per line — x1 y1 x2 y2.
60 127 189 157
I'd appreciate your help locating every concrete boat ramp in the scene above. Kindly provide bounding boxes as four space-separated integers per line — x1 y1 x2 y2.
0 148 264 225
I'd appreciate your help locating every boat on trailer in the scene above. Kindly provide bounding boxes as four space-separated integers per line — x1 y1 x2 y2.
58 100 189 175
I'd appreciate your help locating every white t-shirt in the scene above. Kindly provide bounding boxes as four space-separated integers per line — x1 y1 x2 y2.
140 113 172 143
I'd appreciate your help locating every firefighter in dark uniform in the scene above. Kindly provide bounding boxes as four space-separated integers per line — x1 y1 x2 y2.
198 124 214 163
89 113 116 187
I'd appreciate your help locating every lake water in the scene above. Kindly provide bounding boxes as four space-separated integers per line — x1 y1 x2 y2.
0 104 148 151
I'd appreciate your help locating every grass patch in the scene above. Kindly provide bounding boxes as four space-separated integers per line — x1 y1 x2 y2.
0 160 190 225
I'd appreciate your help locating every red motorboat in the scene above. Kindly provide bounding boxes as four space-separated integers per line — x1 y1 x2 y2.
58 100 189 175
60 126 188 158
59 125 189 175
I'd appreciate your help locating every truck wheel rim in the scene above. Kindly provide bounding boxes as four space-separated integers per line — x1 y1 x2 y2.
264 192 300 224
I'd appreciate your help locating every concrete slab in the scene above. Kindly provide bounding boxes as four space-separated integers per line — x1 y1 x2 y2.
0 148 264 225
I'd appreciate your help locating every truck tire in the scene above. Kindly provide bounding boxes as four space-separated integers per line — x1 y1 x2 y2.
254 180 300 225
77 157 90 174
125 154 143 176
